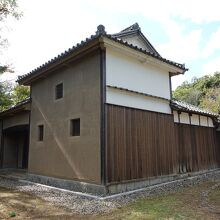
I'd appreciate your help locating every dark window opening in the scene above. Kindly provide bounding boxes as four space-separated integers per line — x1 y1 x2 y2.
70 118 80 136
38 125 44 141
55 83 63 99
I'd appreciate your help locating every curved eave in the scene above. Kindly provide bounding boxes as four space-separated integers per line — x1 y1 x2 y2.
112 30 161 57
17 37 101 85
17 34 187 86
170 104 219 119
0 98 31 118
103 36 187 75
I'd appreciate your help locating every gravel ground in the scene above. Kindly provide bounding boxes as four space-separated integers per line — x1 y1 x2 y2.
0 170 220 214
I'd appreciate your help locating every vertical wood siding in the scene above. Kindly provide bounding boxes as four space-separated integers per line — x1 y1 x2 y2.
217 131 220 152
106 104 220 183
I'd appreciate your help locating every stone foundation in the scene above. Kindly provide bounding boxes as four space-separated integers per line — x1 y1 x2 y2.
26 169 220 196
27 173 107 196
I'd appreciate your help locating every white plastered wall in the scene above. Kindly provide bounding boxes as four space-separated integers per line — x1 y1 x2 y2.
105 47 171 114
106 48 170 99
107 87 171 114
120 35 149 51
173 111 214 127
191 114 200 126
200 115 208 127
208 117 214 127
179 112 190 124
173 110 179 123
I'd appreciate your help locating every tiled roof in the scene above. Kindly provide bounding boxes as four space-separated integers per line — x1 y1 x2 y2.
17 24 187 84
170 99 219 118
119 23 141 33
0 98 31 117
112 23 161 57
109 34 185 69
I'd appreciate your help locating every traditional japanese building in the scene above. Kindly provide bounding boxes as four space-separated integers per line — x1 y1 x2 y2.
0 24 219 195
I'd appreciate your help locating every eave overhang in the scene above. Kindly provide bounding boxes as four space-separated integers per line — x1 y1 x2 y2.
170 99 219 119
17 38 102 85
102 37 187 75
112 30 161 57
0 98 31 119
17 26 188 85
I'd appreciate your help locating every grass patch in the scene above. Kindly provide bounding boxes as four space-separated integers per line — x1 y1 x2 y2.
116 195 191 219
8 211 16 218
97 182 219 220
0 181 220 219
208 186 220 209
100 195 196 219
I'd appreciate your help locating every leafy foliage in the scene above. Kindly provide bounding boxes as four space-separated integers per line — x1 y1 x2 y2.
11 84 30 104
200 88 220 114
0 0 24 111
0 65 7 74
0 83 29 111
173 72 220 114
0 0 21 20
0 0 22 73
0 82 12 111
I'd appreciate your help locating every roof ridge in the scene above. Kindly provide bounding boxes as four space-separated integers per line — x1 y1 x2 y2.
172 99 207 110
119 22 140 33
17 25 187 84
171 99 219 117
0 97 31 115
112 23 162 57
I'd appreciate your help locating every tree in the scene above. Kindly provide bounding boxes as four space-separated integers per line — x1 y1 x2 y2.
0 83 30 111
0 0 21 19
11 84 30 104
200 88 220 114
173 72 220 114
0 0 22 110
0 0 22 73
173 85 202 106
0 81 12 110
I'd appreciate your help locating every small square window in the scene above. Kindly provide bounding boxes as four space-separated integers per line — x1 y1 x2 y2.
70 118 80 136
38 125 44 141
55 83 63 99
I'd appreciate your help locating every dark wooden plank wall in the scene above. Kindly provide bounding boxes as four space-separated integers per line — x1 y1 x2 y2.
106 104 220 183
175 124 219 173
217 131 220 151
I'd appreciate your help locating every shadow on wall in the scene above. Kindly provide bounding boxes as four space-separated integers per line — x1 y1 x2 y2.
2 125 29 169
32 99 83 179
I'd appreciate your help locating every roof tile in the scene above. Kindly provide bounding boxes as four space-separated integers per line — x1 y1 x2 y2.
170 99 219 118
17 24 187 84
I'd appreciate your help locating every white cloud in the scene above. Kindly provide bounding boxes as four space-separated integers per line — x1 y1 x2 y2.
86 0 220 24
84 0 218 65
86 0 220 62
1 0 100 76
157 24 202 63
202 56 220 74
171 74 188 90
1 0 220 87
201 27 220 58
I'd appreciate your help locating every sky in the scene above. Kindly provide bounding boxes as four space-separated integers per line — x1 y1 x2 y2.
1 0 220 89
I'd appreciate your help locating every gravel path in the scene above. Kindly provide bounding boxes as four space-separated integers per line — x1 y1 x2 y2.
0 170 219 214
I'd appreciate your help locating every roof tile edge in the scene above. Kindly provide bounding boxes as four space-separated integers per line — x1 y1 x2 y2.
17 24 188 85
